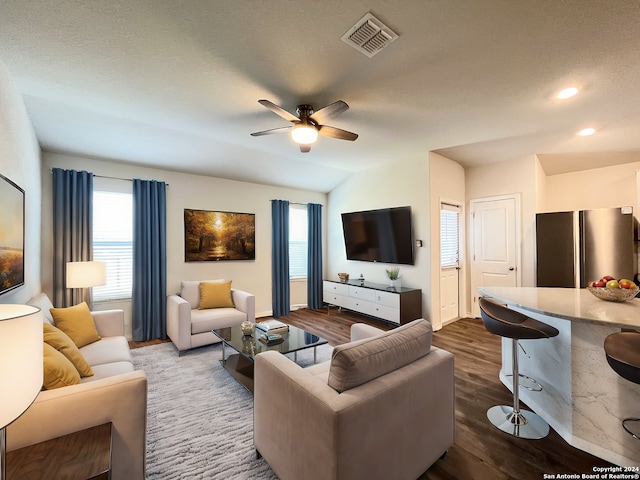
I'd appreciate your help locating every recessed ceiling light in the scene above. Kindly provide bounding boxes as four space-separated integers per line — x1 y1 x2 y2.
578 127 596 136
557 87 579 99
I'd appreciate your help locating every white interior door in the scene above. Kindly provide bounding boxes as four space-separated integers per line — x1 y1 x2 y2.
470 196 519 317
440 203 460 324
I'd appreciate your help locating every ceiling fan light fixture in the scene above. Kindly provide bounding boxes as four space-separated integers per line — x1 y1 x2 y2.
291 124 318 144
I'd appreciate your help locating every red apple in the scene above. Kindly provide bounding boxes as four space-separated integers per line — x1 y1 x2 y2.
601 275 615 282
592 280 606 288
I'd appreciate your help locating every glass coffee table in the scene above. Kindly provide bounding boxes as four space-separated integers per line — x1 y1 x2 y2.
212 323 328 393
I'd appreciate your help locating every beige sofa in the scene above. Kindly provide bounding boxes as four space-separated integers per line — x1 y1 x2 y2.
6 293 147 480
166 280 255 355
254 318 455 480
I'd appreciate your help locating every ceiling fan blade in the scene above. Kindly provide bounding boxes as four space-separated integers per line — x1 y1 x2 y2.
250 126 292 137
309 100 349 125
317 125 358 141
258 99 299 122
299 144 311 153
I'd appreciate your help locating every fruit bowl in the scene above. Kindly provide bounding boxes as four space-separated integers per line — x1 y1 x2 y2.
587 286 640 302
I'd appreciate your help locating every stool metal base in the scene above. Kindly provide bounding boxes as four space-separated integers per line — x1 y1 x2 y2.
622 418 640 440
487 405 550 439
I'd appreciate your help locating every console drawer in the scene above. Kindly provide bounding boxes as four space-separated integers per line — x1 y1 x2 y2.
323 281 349 296
374 290 400 308
348 286 376 302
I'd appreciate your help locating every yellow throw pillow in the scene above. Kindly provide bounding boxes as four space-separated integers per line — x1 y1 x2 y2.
199 281 234 309
43 323 94 377
43 343 81 390
49 302 101 348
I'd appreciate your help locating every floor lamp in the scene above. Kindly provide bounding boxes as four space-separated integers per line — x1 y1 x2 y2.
66 261 107 309
0 304 43 480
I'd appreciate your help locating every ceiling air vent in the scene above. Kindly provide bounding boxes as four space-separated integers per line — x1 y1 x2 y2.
341 13 398 58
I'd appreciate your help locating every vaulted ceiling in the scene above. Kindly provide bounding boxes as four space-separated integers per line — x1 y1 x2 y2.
1 1 639 192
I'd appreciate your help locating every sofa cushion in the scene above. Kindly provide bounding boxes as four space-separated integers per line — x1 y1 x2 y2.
43 342 81 389
81 361 135 383
199 281 234 309
190 307 247 334
80 336 133 366
43 323 94 377
181 279 225 309
27 293 55 325
49 302 101 348
328 318 433 393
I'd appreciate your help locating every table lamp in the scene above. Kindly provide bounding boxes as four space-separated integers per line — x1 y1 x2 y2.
0 304 43 480
66 261 106 308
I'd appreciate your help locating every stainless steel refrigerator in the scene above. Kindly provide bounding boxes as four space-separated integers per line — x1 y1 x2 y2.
536 207 638 288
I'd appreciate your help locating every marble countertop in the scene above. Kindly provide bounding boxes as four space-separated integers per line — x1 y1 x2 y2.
478 287 640 328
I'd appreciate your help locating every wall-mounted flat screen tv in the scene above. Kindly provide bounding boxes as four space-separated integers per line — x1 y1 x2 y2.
341 206 414 265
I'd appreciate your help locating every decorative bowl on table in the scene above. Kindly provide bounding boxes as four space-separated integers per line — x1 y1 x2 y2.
337 273 349 282
240 321 254 335
587 286 640 302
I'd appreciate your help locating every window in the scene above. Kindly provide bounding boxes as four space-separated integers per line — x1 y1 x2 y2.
92 190 133 301
440 203 460 268
289 205 308 278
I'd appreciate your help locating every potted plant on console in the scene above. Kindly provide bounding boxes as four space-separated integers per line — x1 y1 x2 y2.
386 267 402 290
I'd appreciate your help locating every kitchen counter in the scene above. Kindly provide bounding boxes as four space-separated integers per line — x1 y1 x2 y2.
478 287 640 467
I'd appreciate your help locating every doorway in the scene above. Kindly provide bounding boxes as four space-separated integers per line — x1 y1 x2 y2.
440 202 461 324
470 195 521 317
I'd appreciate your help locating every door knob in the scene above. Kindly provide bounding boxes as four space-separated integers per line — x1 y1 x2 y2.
508 267 515 271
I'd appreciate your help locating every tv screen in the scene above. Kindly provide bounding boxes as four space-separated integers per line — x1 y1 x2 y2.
341 206 414 265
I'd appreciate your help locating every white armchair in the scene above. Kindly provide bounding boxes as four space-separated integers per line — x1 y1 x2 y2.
166 280 255 355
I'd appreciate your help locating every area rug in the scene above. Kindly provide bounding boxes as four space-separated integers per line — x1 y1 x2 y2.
131 342 333 479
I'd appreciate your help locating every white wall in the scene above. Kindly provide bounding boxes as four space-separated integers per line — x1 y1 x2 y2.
41 152 326 337
428 152 465 329
327 158 431 322
541 161 640 213
0 60 41 305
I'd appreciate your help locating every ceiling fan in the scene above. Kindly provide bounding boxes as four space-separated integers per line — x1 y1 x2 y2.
250 99 358 153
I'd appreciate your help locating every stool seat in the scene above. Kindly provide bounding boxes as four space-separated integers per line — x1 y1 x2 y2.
604 332 640 384
479 297 559 440
480 298 559 340
604 331 640 440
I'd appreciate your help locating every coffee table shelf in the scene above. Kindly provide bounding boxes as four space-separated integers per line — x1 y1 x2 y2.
212 323 328 393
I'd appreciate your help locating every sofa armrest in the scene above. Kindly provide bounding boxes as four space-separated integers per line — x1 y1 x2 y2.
231 289 256 321
7 370 147 480
350 323 385 342
92 309 125 337
166 294 192 353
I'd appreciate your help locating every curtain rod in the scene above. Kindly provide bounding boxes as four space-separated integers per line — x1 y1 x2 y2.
271 200 324 206
51 170 169 186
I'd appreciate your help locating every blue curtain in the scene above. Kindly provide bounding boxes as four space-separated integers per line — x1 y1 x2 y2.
52 168 93 307
132 179 167 341
271 199 290 317
307 203 323 309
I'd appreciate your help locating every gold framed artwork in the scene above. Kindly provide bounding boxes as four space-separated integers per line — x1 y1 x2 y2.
0 173 25 295
184 209 255 262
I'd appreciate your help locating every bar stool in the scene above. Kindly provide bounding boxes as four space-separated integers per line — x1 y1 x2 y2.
604 331 640 439
479 297 559 439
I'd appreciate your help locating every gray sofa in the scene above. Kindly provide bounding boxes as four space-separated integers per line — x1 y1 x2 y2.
6 293 148 480
166 280 255 355
254 318 455 480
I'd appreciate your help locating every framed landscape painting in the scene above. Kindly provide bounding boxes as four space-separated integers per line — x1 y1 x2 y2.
0 174 25 295
184 209 255 262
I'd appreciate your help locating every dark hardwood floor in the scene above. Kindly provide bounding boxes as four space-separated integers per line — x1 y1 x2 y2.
131 307 614 479
279 307 614 480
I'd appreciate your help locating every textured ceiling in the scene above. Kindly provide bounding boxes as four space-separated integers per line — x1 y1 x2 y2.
1 0 639 192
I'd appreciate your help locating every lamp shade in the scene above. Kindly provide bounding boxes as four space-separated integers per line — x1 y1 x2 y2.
66 261 107 289
0 305 43 429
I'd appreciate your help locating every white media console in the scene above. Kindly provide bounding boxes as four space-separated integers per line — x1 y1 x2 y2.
323 279 422 325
